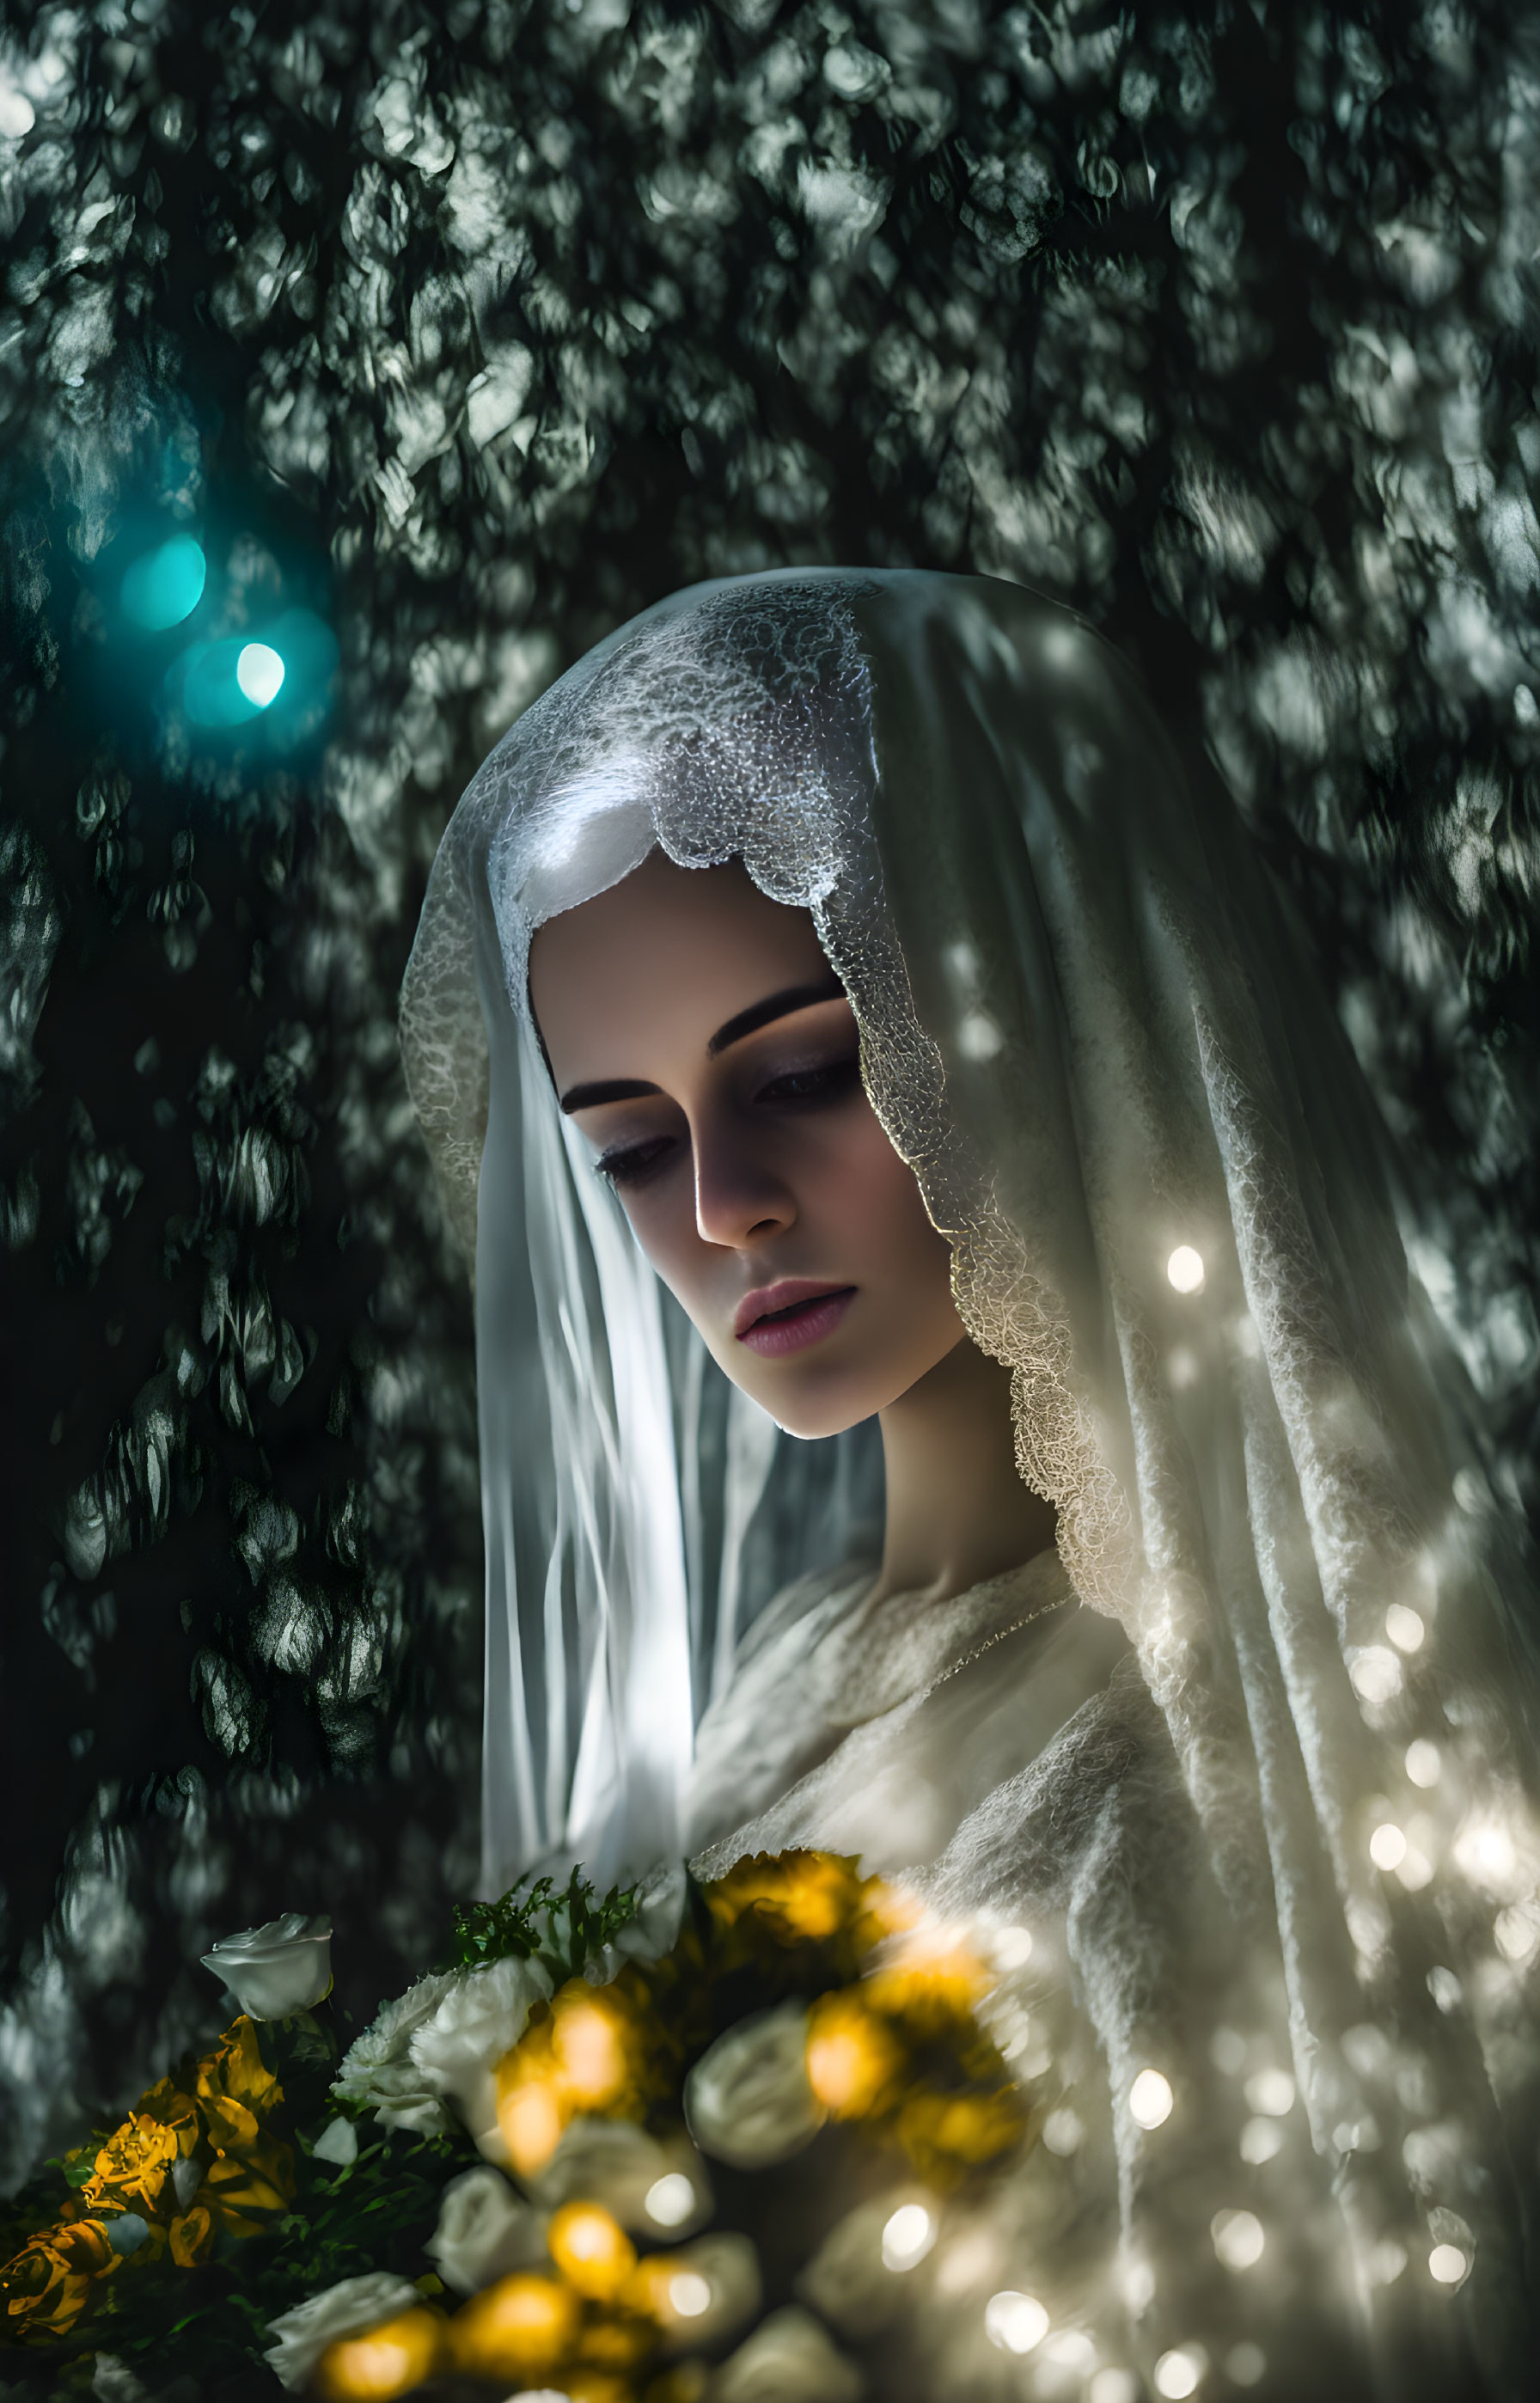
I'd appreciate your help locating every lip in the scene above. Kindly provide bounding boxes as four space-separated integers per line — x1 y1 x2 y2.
733 1280 856 1359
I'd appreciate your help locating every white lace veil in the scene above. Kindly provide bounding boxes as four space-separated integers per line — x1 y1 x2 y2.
401 575 1539 2340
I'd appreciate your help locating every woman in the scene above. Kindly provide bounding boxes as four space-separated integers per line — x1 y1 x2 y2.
402 569 1538 2398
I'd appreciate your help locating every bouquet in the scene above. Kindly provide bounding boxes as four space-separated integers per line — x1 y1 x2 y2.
0 1854 1042 2401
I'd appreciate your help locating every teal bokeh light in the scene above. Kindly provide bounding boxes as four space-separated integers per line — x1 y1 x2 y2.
173 608 336 739
235 643 285 708
119 533 207 631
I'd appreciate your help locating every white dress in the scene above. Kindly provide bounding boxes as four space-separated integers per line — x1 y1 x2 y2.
687 1545 1128 1879
681 1552 1482 2402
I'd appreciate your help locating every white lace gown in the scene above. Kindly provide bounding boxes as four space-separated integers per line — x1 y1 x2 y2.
681 1552 1496 2403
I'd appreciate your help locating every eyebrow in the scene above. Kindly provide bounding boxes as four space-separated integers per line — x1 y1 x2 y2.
558 973 847 1113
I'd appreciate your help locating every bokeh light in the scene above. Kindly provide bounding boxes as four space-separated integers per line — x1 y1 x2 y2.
120 534 207 631
1129 2069 1174 2129
449 2272 578 2382
1211 2208 1265 2271
235 643 285 708
644 2173 695 2229
1166 1246 1206 1294
1154 2345 1204 2397
546 2200 635 2301
882 2202 936 2272
172 608 337 737
984 2290 1048 2354
1370 1822 1408 1872
314 2308 443 2401
1244 2067 1294 2117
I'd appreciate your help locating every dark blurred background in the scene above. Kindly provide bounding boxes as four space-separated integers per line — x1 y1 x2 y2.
1 0 1537 2188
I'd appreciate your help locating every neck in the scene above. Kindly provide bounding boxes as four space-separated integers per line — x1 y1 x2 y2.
871 1337 1057 1607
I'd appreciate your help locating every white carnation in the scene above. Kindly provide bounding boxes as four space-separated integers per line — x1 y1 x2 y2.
408 1953 554 2157
332 1966 463 2133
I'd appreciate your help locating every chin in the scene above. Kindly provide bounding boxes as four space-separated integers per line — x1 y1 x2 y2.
742 1357 920 1442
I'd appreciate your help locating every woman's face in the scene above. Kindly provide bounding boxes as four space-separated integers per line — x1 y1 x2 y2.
529 853 965 1438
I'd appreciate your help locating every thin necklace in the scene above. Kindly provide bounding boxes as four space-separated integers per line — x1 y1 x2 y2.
927 1594 1071 1693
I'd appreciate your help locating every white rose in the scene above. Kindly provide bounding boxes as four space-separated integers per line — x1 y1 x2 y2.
264 2272 421 2393
651 2231 761 2351
409 1953 554 2159
425 2164 547 2296
333 1965 464 2134
201 1913 333 2021
533 2114 712 2236
712 2305 864 2403
797 2195 907 2339
683 2002 823 2168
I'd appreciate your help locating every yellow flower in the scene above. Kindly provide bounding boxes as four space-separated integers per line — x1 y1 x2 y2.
449 2271 581 2382
168 2202 217 2268
81 2113 180 2215
865 1926 993 2036
0 2217 117 2341
804 1990 906 2119
552 1984 636 2113
576 2307 655 2369
137 2071 201 2159
195 2016 284 2155
896 2086 1030 2180
494 1983 648 2176
314 2305 444 2401
547 2201 637 2302
563 2374 636 2403
706 1851 871 1947
200 2126 296 2237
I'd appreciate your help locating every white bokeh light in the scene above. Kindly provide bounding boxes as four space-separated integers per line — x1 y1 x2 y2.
985 2291 1049 2354
1244 2067 1294 2118
882 2204 936 2272
1385 1603 1426 1653
1166 1245 1205 1294
1211 2209 1265 2271
1240 2117 1286 2165
1370 1822 1408 1872
1349 1648 1402 1706
1042 2106 1085 2155
668 2272 712 2317
1129 2068 1174 2129
1495 1903 1540 1965
235 642 285 707
1428 2244 1469 2287
644 2173 694 2228
1405 1740 1442 1788
1154 2345 1204 2397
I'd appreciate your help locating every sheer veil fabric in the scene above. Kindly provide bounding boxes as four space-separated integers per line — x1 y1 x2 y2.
402 570 1538 2395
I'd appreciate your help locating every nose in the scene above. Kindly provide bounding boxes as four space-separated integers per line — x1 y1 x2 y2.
692 1114 796 1250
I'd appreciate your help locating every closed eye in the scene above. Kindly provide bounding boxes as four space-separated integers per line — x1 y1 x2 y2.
595 1133 679 1189
755 1055 862 1105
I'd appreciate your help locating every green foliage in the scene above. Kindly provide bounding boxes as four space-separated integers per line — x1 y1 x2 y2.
447 1866 639 1984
